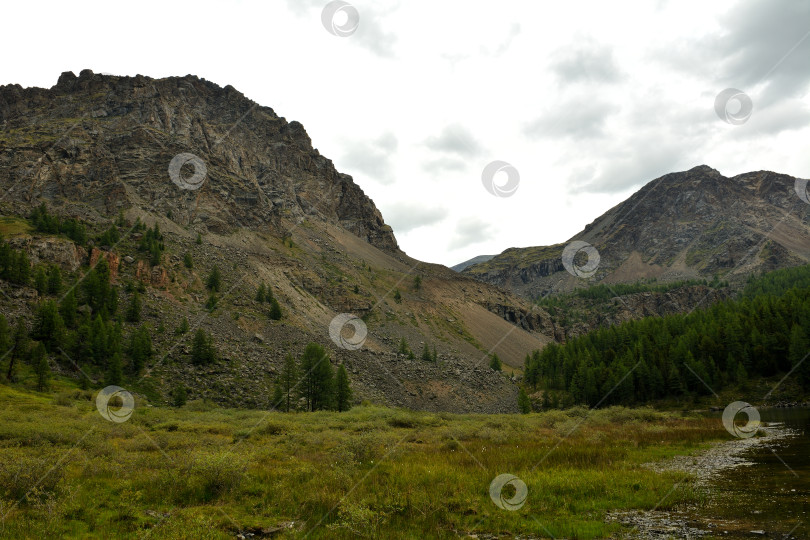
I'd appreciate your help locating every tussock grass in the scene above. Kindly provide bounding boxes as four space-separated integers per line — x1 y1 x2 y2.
0 385 725 538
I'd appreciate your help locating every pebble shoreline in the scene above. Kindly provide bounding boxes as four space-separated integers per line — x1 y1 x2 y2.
605 422 794 539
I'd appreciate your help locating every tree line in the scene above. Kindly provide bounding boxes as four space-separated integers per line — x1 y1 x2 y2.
524 263 810 407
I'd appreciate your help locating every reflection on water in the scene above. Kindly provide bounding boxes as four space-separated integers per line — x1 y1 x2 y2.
701 407 809 538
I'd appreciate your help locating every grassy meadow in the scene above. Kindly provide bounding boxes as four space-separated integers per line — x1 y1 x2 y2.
0 384 729 539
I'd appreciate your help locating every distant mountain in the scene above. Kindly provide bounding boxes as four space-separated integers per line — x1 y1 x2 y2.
451 254 495 272
463 165 810 300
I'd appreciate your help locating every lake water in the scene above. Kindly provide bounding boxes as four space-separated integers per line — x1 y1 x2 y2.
699 407 809 538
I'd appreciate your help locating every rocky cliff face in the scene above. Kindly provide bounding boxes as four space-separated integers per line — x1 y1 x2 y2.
464 165 810 299
0 69 398 252
547 285 733 341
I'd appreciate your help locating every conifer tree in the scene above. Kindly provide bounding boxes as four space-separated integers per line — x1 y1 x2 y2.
190 329 217 365
126 290 142 322
206 266 221 292
46 265 62 295
268 297 282 320
518 388 531 414
32 342 49 391
34 266 47 295
106 352 123 386
299 343 334 411
335 364 352 412
279 353 298 412
272 382 284 410
6 319 28 381
256 283 266 303
60 289 78 328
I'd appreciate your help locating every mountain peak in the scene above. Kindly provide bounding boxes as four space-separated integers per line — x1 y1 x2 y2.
0 71 398 252
688 164 720 174
464 166 810 297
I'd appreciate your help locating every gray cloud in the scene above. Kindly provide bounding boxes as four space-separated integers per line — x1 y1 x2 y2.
574 137 695 194
421 157 468 174
715 0 810 107
375 131 398 151
551 41 622 85
449 216 495 250
524 97 619 139
340 132 398 184
652 0 810 109
745 98 810 136
383 203 447 234
424 124 483 157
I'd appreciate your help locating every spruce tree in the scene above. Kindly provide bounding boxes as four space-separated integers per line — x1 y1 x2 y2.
127 326 152 374
206 266 221 292
518 388 531 414
0 315 9 361
60 289 78 328
6 319 28 381
489 354 502 371
34 266 47 295
256 283 266 303
299 343 334 411
279 353 298 412
272 382 284 410
190 329 217 365
171 384 187 407
268 297 282 320
46 265 62 295
32 342 49 391
32 301 64 352
335 364 353 412
106 352 122 386
176 316 190 335
125 290 142 322
788 324 808 377
13 250 30 285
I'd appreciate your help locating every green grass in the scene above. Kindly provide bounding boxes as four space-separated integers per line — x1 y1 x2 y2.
0 384 727 539
0 216 32 237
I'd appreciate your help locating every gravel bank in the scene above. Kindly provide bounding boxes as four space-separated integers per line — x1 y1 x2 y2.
606 422 794 539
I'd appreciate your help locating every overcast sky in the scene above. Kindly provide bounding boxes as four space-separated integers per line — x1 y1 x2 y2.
2 0 809 266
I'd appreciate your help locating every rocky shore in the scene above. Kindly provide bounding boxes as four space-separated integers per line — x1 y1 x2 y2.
606 422 794 539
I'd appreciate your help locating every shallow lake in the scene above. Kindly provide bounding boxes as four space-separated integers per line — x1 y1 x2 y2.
699 407 809 538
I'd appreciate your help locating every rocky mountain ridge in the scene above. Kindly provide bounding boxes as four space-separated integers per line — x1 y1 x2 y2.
0 69 398 251
464 165 810 300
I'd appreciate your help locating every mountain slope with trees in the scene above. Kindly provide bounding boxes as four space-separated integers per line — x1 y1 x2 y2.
0 71 547 412
522 263 810 408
